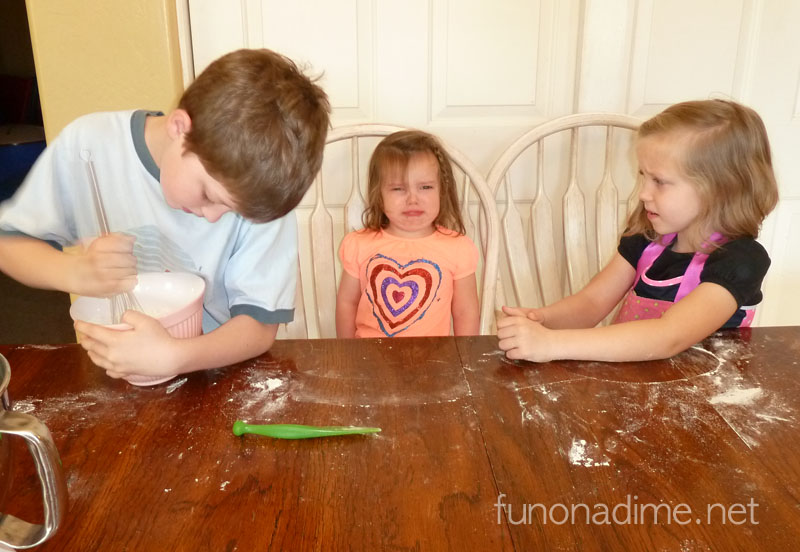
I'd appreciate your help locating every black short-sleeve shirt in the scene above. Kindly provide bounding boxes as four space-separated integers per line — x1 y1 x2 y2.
618 234 770 328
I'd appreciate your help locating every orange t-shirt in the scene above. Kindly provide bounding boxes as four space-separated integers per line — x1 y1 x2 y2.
339 228 479 337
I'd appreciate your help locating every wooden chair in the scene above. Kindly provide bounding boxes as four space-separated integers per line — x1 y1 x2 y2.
278 124 499 339
486 113 642 323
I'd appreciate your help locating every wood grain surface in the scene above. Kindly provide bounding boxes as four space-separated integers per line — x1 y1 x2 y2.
1 327 798 551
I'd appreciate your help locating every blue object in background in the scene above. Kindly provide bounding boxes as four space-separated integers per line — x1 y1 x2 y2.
0 131 45 203
1 73 46 203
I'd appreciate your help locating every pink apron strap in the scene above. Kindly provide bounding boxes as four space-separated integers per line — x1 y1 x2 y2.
674 232 725 302
634 233 675 284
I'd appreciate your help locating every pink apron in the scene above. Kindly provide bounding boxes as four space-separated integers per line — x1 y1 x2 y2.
613 232 755 327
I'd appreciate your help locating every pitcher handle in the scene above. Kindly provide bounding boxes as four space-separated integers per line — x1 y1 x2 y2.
0 409 67 549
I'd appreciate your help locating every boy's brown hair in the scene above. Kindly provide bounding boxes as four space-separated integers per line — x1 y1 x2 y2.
362 130 466 235
625 99 778 250
179 49 330 223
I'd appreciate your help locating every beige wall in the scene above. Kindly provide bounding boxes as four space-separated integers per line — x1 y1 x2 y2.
25 0 184 142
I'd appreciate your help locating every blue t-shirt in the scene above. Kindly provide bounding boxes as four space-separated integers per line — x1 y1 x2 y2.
0 110 298 331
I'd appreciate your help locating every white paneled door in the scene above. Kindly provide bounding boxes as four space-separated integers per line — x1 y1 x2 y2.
188 0 579 162
184 0 799 327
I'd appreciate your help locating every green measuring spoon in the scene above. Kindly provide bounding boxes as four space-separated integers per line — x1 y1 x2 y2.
232 420 381 440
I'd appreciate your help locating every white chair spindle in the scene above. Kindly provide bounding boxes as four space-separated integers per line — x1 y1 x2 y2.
595 126 620 272
562 128 590 294
502 174 540 308
344 136 366 234
460 173 476 244
309 173 337 338
531 143 561 307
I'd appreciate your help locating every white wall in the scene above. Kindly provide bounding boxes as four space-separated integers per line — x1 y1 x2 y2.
185 0 800 327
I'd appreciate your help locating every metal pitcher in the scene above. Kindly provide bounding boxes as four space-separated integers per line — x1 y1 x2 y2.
0 354 67 549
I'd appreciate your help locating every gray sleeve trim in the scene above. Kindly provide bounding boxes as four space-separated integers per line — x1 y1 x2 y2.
230 304 295 325
0 229 30 238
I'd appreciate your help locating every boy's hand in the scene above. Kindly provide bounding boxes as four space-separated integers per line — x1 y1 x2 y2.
74 311 183 379
72 234 138 297
496 313 553 363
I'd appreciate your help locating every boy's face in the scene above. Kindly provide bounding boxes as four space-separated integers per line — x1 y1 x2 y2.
160 135 237 223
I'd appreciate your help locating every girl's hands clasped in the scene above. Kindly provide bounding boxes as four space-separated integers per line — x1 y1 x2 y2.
497 306 554 362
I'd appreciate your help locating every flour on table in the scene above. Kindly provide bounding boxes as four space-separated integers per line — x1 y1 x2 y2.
11 399 38 414
250 377 283 393
568 438 610 467
165 377 188 394
228 359 290 420
12 344 67 351
539 333 795 476
11 387 137 433
290 375 468 408
709 387 762 405
690 335 792 449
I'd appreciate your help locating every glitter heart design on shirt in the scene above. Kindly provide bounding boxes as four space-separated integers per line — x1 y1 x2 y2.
384 279 419 316
365 254 442 337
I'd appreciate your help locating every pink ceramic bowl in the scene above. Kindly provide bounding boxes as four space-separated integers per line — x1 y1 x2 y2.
69 272 206 386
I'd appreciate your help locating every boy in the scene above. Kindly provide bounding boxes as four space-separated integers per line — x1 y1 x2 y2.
0 49 330 380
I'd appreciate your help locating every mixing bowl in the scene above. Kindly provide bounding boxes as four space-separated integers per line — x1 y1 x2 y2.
69 272 206 386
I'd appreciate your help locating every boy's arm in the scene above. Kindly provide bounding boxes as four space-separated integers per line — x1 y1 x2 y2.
336 272 361 338
0 236 73 290
452 273 479 336
498 282 737 362
0 234 137 296
75 312 277 377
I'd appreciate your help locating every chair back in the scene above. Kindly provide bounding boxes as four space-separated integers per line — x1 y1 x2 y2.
486 113 641 322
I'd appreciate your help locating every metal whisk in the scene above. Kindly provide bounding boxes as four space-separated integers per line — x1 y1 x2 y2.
85 157 144 324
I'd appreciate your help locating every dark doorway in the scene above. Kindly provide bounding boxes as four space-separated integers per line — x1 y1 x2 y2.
0 0 74 344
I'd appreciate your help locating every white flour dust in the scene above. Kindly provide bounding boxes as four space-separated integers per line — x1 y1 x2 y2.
510 333 795 473
709 387 762 405
250 377 283 393
289 377 468 408
12 344 67 351
568 438 610 467
228 360 290 420
165 377 188 394
511 383 551 425
474 349 508 370
10 399 37 414
695 335 794 449
11 387 137 432
514 387 535 424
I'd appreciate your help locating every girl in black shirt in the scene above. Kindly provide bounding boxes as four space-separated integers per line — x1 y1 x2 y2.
497 100 778 362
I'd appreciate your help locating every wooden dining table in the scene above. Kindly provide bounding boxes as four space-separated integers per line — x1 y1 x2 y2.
2 326 799 551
